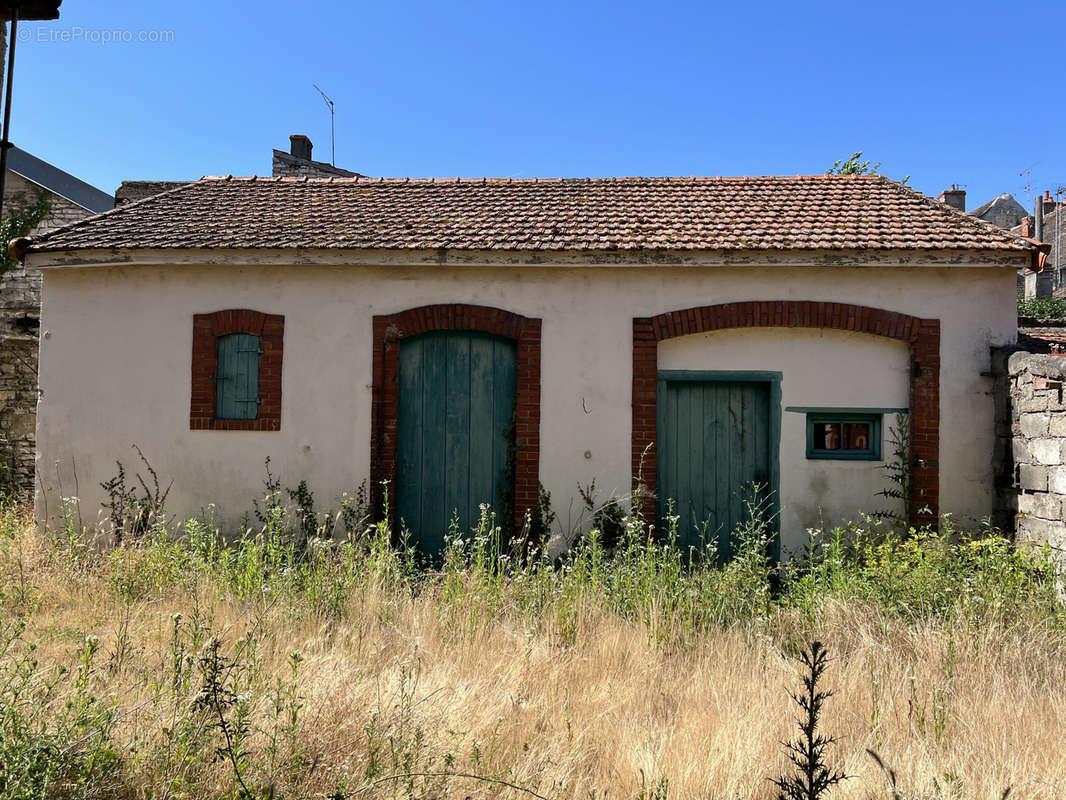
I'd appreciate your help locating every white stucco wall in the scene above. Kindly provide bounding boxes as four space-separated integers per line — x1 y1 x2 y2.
33 261 1017 554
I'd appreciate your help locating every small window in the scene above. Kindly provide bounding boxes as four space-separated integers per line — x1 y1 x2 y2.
215 333 261 420
806 413 881 461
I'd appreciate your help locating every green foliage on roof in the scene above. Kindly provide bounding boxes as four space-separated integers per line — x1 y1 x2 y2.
827 151 909 185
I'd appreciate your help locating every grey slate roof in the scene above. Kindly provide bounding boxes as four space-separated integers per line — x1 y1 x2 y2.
28 173 1040 255
7 146 113 213
969 193 1027 231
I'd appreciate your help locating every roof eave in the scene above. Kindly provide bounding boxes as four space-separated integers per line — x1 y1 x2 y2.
23 245 1035 270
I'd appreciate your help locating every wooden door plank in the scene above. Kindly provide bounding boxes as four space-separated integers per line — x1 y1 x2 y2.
701 382 720 550
491 339 516 522
444 332 472 535
419 333 448 551
397 335 424 538
467 334 495 527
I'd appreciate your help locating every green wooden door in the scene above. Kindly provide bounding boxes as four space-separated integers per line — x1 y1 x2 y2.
656 375 774 560
397 331 516 559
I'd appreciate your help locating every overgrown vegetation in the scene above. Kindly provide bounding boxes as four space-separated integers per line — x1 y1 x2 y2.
1 471 1064 798
0 438 16 500
0 190 50 273
100 445 172 544
876 413 913 526
1018 295 1066 319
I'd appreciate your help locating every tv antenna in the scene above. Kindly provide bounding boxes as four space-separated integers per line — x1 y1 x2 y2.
313 84 335 166
1019 162 1038 195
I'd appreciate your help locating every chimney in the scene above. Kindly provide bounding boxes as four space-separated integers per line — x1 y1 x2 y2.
937 184 966 212
1043 190 1057 216
1021 216 1035 238
289 134 313 161
1036 195 1045 242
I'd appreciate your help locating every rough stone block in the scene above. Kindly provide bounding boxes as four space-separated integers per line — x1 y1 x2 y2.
1017 394 1050 413
1013 438 1032 465
1050 415 1066 437
1050 467 1066 495
1018 492 1062 520
1032 438 1062 465
1019 464 1049 492
1017 514 1066 553
1021 412 1051 437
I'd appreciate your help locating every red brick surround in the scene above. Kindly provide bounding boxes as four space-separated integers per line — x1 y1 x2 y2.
190 309 285 431
632 301 940 529
371 304 542 530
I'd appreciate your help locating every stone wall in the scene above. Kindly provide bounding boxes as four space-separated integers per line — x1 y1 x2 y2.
0 268 40 495
1009 351 1066 560
271 149 358 179
0 179 95 498
115 180 190 205
4 172 89 235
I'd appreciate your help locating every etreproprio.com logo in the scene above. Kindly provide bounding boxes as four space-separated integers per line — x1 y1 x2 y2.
19 26 175 44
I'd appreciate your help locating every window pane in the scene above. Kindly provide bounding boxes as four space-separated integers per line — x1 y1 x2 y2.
843 422 870 450
813 423 841 450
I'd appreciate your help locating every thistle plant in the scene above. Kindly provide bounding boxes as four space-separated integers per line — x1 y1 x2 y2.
772 641 847 800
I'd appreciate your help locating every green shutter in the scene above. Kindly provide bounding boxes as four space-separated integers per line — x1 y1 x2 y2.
215 333 260 420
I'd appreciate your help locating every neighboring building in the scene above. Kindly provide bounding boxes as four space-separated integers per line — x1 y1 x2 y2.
5 145 114 233
1010 191 1066 300
939 185 1054 300
114 133 362 207
24 174 1038 558
970 192 1028 231
0 147 113 496
272 134 363 179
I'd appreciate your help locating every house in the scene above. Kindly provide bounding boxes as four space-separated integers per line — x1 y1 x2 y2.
20 174 1040 558
0 146 113 495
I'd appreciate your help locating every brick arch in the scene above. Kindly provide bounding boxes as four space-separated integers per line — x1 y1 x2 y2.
632 301 940 528
371 304 542 531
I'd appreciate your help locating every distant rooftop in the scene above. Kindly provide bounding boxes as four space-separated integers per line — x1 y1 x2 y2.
115 180 191 206
7 146 113 213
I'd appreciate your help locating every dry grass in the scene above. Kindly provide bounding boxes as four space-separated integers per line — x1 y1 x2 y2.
2 503 1066 800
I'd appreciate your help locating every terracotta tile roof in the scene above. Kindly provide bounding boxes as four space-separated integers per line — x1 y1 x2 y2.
1018 327 1066 355
28 174 1039 255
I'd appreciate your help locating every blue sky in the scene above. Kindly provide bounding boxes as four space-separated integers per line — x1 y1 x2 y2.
11 0 1065 210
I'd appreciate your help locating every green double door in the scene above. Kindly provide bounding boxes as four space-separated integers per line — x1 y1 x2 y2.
657 374 774 560
397 331 516 559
